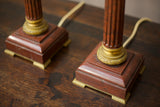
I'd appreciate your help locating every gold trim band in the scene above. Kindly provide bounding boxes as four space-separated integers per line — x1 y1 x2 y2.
25 17 43 24
23 17 49 36
97 43 127 65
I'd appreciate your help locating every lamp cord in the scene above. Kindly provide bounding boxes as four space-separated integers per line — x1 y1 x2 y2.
123 17 151 48
58 1 85 27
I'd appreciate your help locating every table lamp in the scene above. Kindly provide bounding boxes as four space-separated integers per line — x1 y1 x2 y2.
4 0 70 69
73 0 145 104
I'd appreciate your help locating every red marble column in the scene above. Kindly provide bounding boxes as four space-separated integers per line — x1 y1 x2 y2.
24 0 43 20
103 0 125 48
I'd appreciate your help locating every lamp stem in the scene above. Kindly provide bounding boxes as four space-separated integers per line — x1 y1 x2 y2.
97 0 127 65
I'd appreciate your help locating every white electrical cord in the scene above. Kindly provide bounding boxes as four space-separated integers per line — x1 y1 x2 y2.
123 17 151 48
58 1 85 27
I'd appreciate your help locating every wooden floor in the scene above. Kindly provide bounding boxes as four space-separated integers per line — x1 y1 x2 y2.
0 0 160 107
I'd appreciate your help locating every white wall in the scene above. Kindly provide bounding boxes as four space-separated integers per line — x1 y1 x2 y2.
72 0 160 24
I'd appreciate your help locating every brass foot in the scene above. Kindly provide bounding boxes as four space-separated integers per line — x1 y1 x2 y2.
72 78 130 104
63 39 71 47
4 49 15 56
4 49 51 70
139 66 146 75
33 59 51 70
112 93 130 104
72 78 86 88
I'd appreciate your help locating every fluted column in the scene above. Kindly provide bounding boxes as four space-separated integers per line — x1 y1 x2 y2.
97 0 127 65
23 0 48 36
24 0 43 20
103 0 125 48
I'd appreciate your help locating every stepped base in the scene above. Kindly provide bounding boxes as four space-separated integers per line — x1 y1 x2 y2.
73 42 145 104
5 24 70 69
